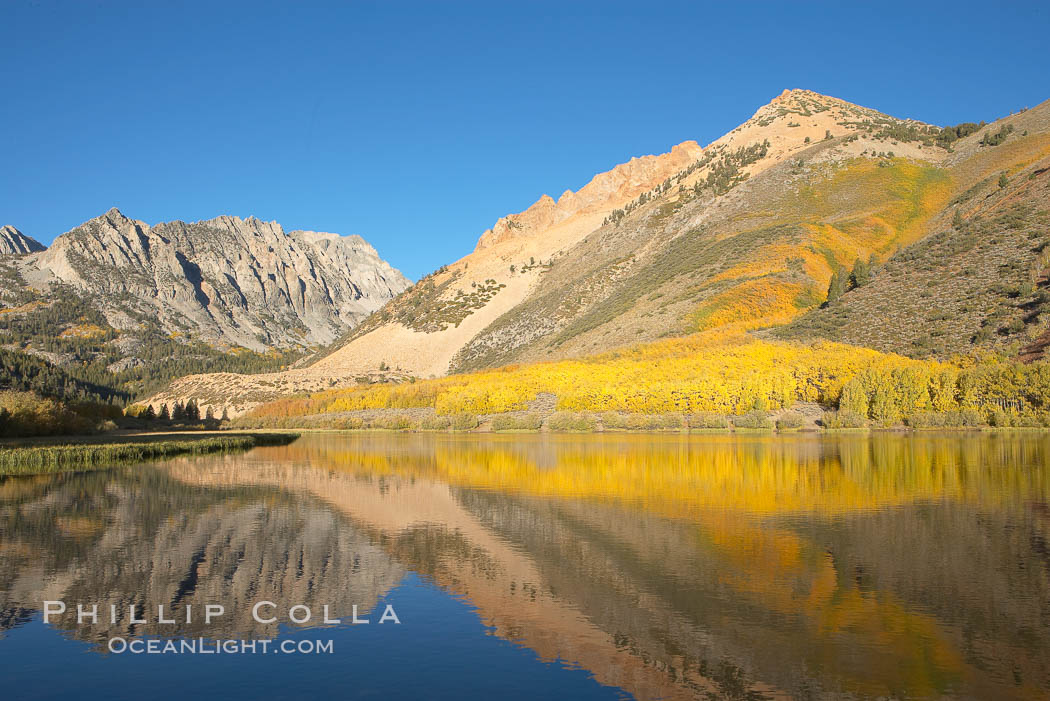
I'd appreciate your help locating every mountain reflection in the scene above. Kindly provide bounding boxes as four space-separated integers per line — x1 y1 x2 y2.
0 467 404 644
2 433 1050 700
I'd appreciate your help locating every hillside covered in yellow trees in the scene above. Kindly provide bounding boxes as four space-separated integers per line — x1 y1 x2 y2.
234 331 1050 431
151 90 1050 430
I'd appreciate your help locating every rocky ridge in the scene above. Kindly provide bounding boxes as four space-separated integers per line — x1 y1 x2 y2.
21 208 410 351
0 225 44 255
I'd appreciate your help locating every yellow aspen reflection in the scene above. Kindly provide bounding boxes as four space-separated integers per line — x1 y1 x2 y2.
244 433 1050 699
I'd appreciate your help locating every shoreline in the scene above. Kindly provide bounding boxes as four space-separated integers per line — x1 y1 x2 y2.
0 432 300 476
231 425 1050 435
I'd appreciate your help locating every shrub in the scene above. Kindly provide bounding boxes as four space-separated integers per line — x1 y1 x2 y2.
655 413 684 430
334 417 365 430
686 412 730 429
776 412 806 430
491 414 542 431
547 412 597 432
420 415 451 430
370 413 418 430
824 410 867 429
989 409 1028 427
602 413 682 430
449 413 479 431
733 411 773 429
906 410 983 428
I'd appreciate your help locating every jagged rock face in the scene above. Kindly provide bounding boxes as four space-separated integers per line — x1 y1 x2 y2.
33 209 410 350
475 140 705 251
0 226 44 255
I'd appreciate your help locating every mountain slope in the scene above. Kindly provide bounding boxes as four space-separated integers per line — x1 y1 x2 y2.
151 90 1050 415
777 103 1050 357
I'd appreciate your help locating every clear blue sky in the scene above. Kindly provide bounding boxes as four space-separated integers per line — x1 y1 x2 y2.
2 1 1048 280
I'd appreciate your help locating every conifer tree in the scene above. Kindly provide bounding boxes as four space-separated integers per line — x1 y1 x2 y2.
826 267 847 304
850 258 871 288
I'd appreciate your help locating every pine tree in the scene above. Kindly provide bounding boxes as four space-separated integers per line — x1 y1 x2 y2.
171 401 185 421
826 267 847 304
159 403 170 421
220 406 229 422
850 258 871 288
999 171 1009 189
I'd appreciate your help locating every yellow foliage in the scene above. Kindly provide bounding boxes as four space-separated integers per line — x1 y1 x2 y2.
58 324 108 339
681 158 952 334
253 332 961 419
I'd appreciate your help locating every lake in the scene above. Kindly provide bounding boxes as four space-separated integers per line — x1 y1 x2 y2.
1 432 1048 700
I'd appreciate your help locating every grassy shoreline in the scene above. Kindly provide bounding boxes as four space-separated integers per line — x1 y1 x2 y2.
0 432 300 476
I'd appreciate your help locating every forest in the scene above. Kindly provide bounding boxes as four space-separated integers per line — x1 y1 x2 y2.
246 331 1050 429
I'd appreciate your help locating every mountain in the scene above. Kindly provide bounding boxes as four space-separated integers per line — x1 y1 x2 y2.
0 210 408 398
31 208 409 349
286 89 953 375
148 89 1050 417
0 226 44 255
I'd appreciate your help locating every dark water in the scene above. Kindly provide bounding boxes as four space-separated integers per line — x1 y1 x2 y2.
1 433 1049 700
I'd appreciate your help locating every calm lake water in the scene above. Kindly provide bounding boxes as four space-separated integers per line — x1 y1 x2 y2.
1 432 1049 700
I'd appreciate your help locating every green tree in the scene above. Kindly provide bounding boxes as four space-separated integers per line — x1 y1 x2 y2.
998 171 1009 189
849 258 871 288
825 267 847 304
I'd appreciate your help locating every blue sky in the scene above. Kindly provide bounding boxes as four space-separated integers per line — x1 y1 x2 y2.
2 1 1048 280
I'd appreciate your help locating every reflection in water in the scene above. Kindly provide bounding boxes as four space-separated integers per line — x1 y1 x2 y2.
0 468 403 644
2 433 1049 699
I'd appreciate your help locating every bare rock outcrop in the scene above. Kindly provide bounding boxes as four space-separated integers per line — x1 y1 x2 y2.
31 208 410 350
0 225 44 255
